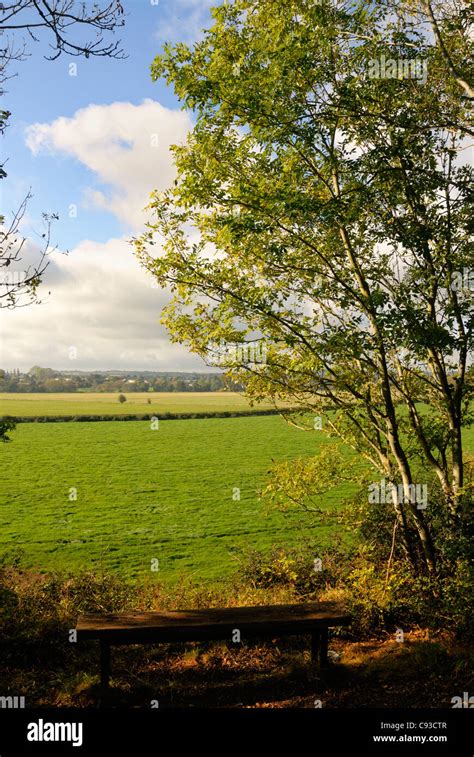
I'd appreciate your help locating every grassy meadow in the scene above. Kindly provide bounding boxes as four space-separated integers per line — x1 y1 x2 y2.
0 414 357 582
0 391 283 418
2 393 473 583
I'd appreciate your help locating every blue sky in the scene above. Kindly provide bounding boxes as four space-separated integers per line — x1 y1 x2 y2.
1 0 217 372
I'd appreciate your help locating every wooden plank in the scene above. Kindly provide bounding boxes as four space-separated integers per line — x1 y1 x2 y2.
78 601 349 630
76 601 351 644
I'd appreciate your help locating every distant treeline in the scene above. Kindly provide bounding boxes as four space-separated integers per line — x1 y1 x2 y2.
9 409 281 422
0 367 242 393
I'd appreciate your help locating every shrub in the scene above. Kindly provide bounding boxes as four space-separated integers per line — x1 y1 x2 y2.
234 542 351 596
0 416 16 442
234 538 474 639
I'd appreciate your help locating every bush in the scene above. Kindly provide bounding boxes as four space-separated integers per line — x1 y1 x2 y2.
234 542 351 596
234 538 474 639
0 416 16 442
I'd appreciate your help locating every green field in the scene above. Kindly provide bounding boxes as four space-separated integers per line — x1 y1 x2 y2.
0 415 356 582
0 391 281 418
2 392 472 584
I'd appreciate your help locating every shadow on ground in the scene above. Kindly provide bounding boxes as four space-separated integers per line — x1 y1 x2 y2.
54 631 473 708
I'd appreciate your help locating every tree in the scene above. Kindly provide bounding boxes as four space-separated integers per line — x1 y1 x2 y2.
29 366 56 380
0 0 126 308
408 0 474 100
135 0 473 575
118 394 126 404
0 417 16 442
1 1 125 60
0 194 58 308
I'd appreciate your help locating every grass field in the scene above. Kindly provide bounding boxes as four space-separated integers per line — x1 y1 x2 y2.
0 415 356 582
0 391 281 418
2 394 472 584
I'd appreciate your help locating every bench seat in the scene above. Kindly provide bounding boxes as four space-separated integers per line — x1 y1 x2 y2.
76 601 351 700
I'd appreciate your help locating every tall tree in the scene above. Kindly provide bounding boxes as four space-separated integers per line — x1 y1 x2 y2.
135 0 473 574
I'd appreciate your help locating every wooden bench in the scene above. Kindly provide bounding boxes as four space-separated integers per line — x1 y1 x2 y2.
76 601 351 699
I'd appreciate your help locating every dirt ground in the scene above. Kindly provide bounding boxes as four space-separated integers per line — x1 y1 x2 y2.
4 629 469 709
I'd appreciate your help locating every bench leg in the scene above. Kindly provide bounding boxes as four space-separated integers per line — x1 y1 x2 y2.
100 640 111 701
311 629 329 669
311 630 320 667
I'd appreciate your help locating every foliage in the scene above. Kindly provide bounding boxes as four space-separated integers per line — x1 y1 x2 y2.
263 442 364 514
136 0 473 576
0 416 15 442
235 542 351 595
236 540 474 639
0 369 233 393
0 560 471 707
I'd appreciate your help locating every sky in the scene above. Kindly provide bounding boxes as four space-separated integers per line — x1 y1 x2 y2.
1 0 217 372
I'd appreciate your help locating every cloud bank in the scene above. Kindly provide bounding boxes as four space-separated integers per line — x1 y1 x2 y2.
25 99 193 232
2 100 203 372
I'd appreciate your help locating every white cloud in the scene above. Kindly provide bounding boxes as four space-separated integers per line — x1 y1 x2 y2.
0 235 203 371
25 99 193 231
0 99 207 372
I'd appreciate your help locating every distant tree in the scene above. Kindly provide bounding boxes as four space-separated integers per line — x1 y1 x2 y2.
118 394 126 404
29 366 56 380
